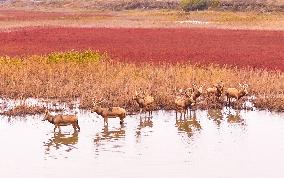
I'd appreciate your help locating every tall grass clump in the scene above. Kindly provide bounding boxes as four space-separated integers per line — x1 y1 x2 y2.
0 50 283 112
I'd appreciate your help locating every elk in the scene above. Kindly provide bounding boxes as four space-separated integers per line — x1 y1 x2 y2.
92 98 126 126
42 110 80 132
174 91 195 119
133 90 154 117
176 87 194 98
225 84 248 106
206 81 224 99
191 84 204 104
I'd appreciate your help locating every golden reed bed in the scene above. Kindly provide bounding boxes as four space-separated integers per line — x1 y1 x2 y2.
0 50 283 114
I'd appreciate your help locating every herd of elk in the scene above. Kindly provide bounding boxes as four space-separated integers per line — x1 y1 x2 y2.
174 84 204 119
174 82 248 118
42 83 248 131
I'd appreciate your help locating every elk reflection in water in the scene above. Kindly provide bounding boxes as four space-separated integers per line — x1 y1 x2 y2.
226 109 246 126
175 111 201 138
207 109 246 127
44 131 79 154
94 124 126 144
136 116 153 143
207 109 223 127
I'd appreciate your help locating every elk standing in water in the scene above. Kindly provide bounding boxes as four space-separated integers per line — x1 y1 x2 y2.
206 81 224 100
42 110 80 132
92 98 127 126
133 90 154 117
174 88 194 119
191 84 204 104
225 84 248 106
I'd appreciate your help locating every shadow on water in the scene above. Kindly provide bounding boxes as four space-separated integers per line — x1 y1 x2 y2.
44 131 79 157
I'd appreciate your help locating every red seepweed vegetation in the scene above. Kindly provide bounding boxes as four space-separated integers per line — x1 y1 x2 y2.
0 27 283 71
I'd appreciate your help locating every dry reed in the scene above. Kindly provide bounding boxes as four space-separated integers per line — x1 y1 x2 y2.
0 50 283 113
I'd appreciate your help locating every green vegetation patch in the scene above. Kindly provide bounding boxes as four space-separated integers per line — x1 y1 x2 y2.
46 50 108 64
181 0 210 11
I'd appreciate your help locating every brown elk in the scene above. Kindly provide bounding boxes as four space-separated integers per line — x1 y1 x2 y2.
225 84 248 106
92 98 127 126
206 81 224 99
133 90 154 117
174 90 195 119
42 110 80 132
191 84 204 104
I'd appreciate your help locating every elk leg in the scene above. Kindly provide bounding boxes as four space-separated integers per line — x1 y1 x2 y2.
175 110 178 120
54 124 59 132
119 116 124 124
186 108 189 117
120 119 124 124
72 123 76 131
54 125 61 132
76 121 80 131
72 123 80 131
104 117 108 126
226 96 229 107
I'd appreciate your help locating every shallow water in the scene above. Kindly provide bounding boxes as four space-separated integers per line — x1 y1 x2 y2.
0 109 284 178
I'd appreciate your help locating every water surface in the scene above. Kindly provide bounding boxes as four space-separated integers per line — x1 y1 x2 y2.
0 109 284 178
